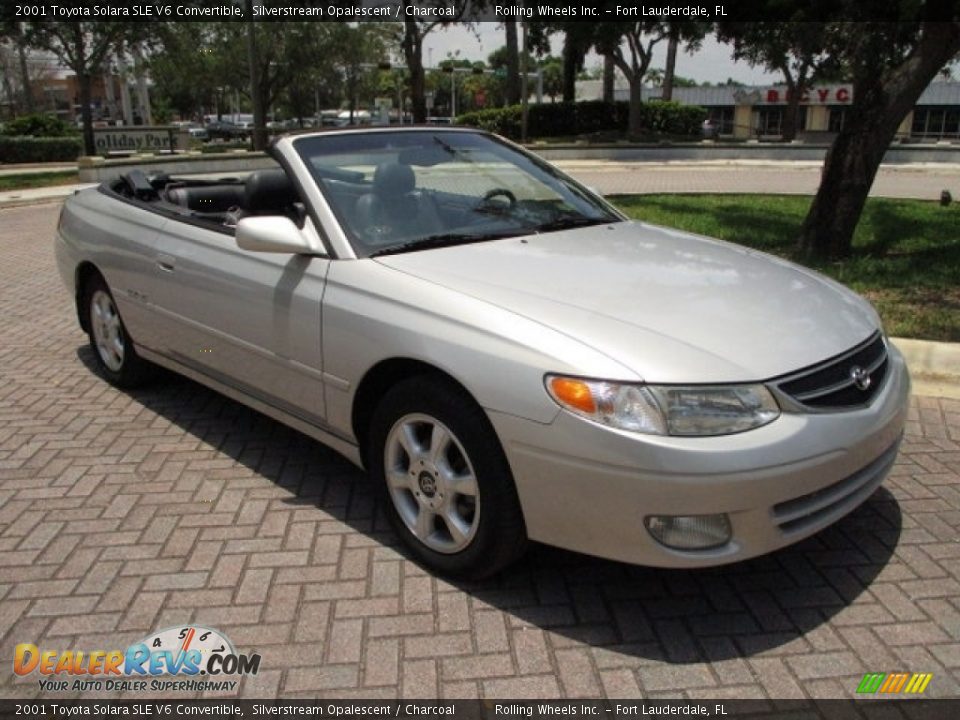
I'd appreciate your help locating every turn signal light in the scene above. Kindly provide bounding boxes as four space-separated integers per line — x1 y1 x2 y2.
548 377 596 414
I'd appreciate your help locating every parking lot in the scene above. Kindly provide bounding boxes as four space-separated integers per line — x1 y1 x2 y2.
1 202 958 700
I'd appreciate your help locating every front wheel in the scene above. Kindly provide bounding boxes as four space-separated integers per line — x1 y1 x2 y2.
368 376 527 579
84 274 152 388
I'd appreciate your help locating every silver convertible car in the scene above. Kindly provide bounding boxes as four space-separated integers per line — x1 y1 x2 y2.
55 127 910 578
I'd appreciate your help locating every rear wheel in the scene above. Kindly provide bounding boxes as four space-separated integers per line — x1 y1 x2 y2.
84 275 152 388
368 376 527 579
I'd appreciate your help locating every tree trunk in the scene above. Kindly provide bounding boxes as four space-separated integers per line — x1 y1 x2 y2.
798 23 960 259
17 35 34 113
661 30 678 102
602 53 614 103
561 33 578 102
504 19 520 106
2 71 16 116
402 20 427 123
245 0 267 150
78 72 95 156
781 80 801 142
627 78 643 137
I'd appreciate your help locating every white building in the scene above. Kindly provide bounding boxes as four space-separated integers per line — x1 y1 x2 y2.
576 80 960 141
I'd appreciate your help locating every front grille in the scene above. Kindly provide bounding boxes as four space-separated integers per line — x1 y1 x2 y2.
772 438 900 534
775 333 887 410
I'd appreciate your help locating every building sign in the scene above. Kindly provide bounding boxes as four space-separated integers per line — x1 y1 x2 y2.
762 86 853 105
93 126 185 153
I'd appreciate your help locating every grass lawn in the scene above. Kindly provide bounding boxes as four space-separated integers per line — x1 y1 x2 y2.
0 170 79 191
612 194 960 342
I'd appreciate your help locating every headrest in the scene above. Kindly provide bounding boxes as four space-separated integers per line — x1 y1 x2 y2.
245 168 298 212
373 162 415 197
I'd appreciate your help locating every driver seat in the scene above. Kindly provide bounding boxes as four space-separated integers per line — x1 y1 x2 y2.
355 162 441 241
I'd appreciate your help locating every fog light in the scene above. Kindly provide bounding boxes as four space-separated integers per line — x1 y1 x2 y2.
645 514 731 550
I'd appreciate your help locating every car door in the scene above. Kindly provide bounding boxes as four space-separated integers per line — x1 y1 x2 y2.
144 218 329 424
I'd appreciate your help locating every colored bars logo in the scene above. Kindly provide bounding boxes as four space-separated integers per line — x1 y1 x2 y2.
857 672 933 694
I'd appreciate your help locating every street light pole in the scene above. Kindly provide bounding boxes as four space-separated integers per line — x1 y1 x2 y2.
520 21 529 143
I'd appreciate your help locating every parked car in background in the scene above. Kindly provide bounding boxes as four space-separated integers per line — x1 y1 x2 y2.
188 126 208 141
205 119 245 141
54 127 910 579
171 121 210 141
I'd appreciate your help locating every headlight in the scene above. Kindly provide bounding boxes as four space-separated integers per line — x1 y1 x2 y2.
545 375 780 436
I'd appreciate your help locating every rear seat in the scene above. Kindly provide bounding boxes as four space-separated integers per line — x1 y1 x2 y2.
162 170 303 227
165 184 246 212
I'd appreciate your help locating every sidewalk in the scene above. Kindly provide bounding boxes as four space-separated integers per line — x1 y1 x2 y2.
0 163 76 176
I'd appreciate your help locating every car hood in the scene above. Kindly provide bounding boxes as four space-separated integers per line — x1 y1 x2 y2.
374 221 879 383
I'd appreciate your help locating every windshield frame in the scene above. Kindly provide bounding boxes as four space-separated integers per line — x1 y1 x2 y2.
291 127 626 259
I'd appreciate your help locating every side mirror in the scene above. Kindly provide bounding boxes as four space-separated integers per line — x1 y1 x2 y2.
236 216 312 254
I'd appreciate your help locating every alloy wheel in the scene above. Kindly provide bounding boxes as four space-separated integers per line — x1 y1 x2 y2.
383 413 480 554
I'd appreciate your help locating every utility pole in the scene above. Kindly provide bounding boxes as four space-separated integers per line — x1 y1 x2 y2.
520 21 529 143
450 69 456 120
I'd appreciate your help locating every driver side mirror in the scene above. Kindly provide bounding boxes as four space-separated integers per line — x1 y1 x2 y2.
236 216 313 254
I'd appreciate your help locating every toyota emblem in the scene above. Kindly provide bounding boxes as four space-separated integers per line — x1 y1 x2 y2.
850 365 871 391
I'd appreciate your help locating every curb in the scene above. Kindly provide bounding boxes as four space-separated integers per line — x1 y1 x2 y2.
891 337 960 399
0 185 91 208
892 337 960 376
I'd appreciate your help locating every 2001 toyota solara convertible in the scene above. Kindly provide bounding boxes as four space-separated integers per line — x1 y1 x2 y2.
55 127 910 578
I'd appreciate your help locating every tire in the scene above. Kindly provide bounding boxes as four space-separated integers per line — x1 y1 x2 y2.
84 274 152 388
368 375 528 579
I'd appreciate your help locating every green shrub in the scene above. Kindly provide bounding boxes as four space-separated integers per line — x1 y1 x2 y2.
639 101 706 136
4 113 77 137
456 100 707 140
0 136 83 163
455 105 523 138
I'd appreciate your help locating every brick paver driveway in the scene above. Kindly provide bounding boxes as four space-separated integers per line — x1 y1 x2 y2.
1 203 958 700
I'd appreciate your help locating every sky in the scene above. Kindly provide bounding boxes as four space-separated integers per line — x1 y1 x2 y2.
421 23 782 86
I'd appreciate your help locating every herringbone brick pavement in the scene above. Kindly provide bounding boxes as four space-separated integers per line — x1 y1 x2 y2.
0 203 958 700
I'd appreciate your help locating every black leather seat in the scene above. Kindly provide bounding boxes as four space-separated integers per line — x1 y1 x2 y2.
166 184 245 212
244 168 299 215
355 162 441 241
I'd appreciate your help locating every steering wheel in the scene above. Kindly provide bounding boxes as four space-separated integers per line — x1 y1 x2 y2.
478 187 517 212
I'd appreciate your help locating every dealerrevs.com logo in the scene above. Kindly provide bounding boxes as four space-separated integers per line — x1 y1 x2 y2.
14 625 261 693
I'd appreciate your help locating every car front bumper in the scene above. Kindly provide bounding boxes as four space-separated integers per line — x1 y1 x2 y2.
489 344 910 568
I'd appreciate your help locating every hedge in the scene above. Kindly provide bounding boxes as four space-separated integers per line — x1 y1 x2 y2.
0 136 83 163
3 113 78 138
455 100 707 140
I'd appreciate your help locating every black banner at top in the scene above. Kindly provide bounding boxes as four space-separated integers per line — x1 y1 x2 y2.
4 0 960 23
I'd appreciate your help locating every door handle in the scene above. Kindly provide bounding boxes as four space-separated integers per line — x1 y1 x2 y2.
156 254 176 272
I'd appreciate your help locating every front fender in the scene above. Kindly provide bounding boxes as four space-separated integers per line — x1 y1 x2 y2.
321 260 639 439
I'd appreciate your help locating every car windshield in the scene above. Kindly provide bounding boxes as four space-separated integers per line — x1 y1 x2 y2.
293 130 621 258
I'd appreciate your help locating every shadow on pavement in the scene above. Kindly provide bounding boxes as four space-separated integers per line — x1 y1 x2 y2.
78 345 902 665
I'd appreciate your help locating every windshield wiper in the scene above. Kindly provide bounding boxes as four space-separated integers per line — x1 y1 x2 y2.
534 216 611 233
369 230 525 258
